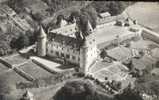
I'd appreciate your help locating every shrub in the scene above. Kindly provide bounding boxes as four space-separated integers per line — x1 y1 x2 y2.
115 85 143 100
100 49 107 59
10 34 30 50
73 72 85 78
0 75 16 94
0 41 12 56
53 80 96 100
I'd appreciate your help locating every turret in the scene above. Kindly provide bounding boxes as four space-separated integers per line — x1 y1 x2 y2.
37 26 47 57
79 20 97 73
86 20 93 34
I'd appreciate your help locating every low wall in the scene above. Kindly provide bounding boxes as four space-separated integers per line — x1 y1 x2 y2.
141 28 159 44
32 59 58 74
0 57 12 68
0 57 35 81
13 67 35 82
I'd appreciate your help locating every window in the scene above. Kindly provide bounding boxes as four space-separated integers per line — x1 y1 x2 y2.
61 53 64 57
51 50 53 53
66 54 70 59
73 50 76 53
72 56 76 60
56 51 59 56
52 44 54 47
67 49 69 52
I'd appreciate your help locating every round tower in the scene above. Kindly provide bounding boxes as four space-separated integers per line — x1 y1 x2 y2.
80 20 97 73
37 26 47 57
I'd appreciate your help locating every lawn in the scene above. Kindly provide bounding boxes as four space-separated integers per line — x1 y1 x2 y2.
0 69 28 85
0 63 9 73
95 25 130 46
89 61 112 73
18 60 53 79
4 54 28 65
125 2 159 33
29 83 63 100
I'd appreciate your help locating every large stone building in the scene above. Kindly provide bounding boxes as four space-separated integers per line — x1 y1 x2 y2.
37 20 98 73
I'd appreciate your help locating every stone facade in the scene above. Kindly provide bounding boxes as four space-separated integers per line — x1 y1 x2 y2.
37 21 97 73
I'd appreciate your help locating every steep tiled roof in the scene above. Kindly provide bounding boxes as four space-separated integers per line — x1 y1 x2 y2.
38 26 47 38
85 20 93 34
48 33 83 49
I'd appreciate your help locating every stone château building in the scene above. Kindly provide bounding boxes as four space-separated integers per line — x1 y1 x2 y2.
37 20 98 73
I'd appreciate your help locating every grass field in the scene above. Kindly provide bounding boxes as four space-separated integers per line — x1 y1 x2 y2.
95 25 129 46
125 2 159 33
4 54 28 65
18 61 53 79
0 69 28 84
0 63 9 73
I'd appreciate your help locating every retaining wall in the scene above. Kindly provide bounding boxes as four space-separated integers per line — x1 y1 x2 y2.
141 28 159 44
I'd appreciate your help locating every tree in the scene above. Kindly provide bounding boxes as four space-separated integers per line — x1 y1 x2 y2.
25 30 37 45
115 85 143 100
91 1 110 13
68 10 81 23
8 0 25 13
0 94 16 100
155 61 159 68
68 5 97 36
54 79 115 100
56 14 65 25
100 49 107 59
127 60 134 71
31 12 45 23
78 11 91 36
81 5 98 29
10 34 30 50
91 1 135 15
53 80 96 100
136 79 159 96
